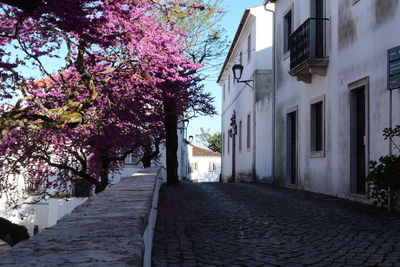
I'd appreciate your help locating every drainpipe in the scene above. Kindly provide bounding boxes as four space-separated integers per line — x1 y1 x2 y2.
264 1 276 184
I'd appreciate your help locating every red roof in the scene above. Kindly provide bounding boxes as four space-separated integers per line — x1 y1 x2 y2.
34 77 55 87
189 144 221 157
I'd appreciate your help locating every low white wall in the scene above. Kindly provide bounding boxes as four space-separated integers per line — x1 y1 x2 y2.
0 166 166 266
143 167 166 267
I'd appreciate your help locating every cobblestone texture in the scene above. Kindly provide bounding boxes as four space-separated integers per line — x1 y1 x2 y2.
152 182 400 266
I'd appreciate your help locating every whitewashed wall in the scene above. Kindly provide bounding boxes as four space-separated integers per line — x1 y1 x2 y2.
187 143 221 182
273 0 400 200
220 6 274 182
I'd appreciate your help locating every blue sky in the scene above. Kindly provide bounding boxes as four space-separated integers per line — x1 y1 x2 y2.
187 0 263 146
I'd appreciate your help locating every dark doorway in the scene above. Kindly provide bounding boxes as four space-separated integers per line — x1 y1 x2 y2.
350 86 367 194
286 111 297 185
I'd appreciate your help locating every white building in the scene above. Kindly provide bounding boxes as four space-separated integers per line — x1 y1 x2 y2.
187 143 221 182
0 174 88 236
266 0 400 201
218 6 274 183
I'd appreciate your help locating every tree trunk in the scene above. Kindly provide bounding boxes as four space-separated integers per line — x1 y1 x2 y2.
95 151 110 194
164 100 179 185
0 0 41 12
94 184 106 194
141 154 152 168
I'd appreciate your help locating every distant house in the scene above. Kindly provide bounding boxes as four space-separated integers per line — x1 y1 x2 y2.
187 143 221 183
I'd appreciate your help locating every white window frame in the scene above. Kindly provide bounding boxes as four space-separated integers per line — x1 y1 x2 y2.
283 4 294 59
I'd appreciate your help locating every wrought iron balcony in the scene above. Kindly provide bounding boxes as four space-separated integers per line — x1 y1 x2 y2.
289 18 329 83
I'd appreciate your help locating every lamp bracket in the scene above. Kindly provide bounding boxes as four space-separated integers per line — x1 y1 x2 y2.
237 79 254 89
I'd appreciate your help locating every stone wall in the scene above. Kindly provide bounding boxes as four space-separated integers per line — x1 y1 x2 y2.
0 166 166 267
0 240 10 255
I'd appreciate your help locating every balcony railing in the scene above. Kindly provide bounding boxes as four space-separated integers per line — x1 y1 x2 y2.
288 18 329 83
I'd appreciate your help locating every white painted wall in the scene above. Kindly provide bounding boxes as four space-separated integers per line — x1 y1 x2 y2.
188 156 221 183
143 167 166 267
273 0 400 200
220 6 274 182
0 195 86 236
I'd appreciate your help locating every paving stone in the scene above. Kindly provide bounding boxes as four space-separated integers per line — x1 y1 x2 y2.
152 182 400 266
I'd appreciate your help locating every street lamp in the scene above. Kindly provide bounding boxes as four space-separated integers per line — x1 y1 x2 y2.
183 118 189 139
182 118 189 129
232 64 244 81
232 63 254 89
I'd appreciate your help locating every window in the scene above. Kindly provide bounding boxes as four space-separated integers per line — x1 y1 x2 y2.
233 71 236 85
228 75 231 92
310 96 325 156
191 162 198 172
283 9 292 53
124 153 135 165
26 180 44 195
227 131 230 154
247 114 251 149
240 51 243 65
239 120 242 152
247 34 252 63
209 162 216 172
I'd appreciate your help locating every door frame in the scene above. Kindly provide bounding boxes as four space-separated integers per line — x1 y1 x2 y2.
286 105 299 186
232 132 236 182
348 77 370 195
310 0 325 18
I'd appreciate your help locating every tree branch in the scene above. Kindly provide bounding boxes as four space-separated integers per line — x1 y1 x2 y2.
0 0 42 13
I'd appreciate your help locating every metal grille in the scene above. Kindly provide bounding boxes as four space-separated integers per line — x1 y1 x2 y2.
289 18 329 70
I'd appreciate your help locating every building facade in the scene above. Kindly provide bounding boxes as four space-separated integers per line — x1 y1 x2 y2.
268 0 400 201
218 6 274 183
187 143 221 183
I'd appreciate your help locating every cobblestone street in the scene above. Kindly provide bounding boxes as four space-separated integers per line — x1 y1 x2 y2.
152 182 400 266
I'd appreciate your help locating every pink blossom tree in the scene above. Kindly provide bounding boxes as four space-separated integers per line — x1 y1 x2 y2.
0 0 216 200
158 0 225 185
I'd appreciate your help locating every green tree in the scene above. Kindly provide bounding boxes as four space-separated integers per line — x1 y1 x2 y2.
367 125 400 212
196 128 222 153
